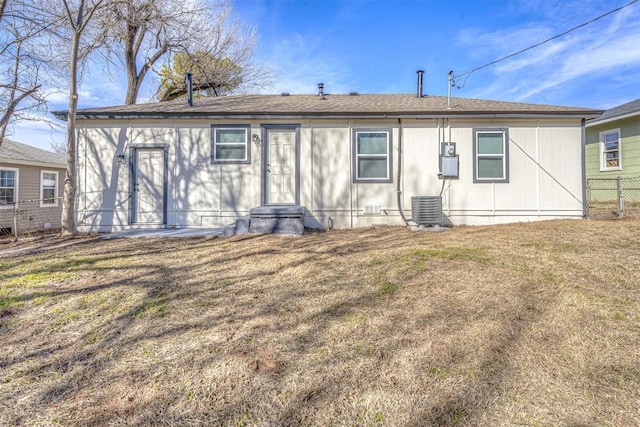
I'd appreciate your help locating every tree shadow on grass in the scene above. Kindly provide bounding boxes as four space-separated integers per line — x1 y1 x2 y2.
1 228 565 425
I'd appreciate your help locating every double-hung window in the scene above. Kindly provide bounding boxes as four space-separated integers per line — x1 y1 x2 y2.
473 129 509 183
353 129 392 183
211 125 251 163
0 169 17 205
600 129 621 171
41 171 59 206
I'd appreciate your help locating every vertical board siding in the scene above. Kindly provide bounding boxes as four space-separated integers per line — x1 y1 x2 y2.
75 117 585 231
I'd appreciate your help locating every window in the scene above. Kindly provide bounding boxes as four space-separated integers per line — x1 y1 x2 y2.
473 129 509 183
41 171 59 207
0 169 17 205
211 125 251 163
353 129 392 182
600 129 621 171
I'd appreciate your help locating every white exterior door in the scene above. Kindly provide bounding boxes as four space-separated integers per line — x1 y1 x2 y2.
267 129 297 204
135 149 165 224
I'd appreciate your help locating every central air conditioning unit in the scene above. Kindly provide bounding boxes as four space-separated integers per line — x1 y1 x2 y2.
411 196 442 226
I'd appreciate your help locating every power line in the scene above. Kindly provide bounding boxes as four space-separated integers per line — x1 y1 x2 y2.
453 0 638 86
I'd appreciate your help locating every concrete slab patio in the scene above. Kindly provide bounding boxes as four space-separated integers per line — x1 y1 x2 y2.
100 227 228 239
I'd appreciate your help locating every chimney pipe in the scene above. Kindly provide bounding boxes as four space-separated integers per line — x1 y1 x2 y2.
186 72 193 107
416 70 424 98
318 82 325 99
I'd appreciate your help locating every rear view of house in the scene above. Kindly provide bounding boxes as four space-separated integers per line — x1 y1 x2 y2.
54 81 601 233
0 140 67 237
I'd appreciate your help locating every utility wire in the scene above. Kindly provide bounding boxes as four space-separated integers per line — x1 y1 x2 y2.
453 0 638 86
493 119 584 205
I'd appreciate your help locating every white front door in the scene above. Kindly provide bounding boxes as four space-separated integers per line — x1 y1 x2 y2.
135 149 165 224
266 129 297 204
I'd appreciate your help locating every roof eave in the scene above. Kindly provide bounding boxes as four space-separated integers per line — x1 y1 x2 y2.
585 111 640 127
65 110 602 121
52 110 68 121
0 159 67 169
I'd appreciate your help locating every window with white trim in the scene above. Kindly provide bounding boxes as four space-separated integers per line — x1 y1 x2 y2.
473 129 509 183
0 169 17 205
599 129 621 171
40 170 59 207
353 129 392 182
211 125 251 163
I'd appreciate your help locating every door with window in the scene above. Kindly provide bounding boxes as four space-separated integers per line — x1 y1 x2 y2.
134 148 166 224
265 128 298 205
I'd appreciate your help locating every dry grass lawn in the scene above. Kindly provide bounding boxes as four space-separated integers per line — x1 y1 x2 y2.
1 219 639 426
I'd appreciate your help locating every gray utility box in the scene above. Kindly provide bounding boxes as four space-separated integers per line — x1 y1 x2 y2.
440 142 459 178
441 156 459 177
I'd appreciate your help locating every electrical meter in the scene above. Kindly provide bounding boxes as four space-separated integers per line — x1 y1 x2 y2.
440 142 459 178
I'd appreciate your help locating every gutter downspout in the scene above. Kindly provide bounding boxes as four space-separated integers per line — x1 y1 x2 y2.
581 118 588 218
186 72 193 107
397 118 409 226
349 120 353 229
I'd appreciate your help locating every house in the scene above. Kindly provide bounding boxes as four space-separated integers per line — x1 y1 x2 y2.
0 139 67 235
585 98 640 178
53 81 600 233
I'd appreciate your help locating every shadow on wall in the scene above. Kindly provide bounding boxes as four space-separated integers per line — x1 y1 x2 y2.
83 127 128 231
309 128 350 230
173 127 256 227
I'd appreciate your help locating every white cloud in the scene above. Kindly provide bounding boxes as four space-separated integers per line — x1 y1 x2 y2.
453 1 640 104
5 114 66 152
256 32 355 95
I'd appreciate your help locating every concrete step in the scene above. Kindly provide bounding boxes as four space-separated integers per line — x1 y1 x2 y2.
248 206 305 235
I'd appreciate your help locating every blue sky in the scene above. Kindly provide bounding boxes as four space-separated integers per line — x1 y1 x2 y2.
9 0 640 151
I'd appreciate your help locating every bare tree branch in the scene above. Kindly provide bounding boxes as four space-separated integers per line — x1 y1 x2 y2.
0 0 56 147
0 0 7 23
97 0 268 105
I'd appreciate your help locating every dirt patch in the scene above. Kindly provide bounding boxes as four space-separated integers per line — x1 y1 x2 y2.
1 220 639 426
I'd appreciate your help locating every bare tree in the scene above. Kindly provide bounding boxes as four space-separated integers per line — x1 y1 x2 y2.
98 0 265 105
0 0 54 147
60 0 105 236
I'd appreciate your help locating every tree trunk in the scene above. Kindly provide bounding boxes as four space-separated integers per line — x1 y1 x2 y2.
61 0 84 236
123 23 140 105
124 62 140 105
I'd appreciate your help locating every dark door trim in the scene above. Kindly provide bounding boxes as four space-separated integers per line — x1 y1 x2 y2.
130 145 168 225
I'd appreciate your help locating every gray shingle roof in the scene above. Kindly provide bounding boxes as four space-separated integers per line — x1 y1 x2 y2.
592 98 640 123
0 139 66 167
53 94 601 120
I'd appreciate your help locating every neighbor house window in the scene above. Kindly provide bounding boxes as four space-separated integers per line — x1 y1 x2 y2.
0 169 17 205
40 171 59 207
211 125 251 163
474 129 509 183
600 129 621 171
353 129 392 182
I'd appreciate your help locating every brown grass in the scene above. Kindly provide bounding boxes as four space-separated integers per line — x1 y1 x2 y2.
1 219 639 426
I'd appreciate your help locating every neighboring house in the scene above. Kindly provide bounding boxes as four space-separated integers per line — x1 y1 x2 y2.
53 83 600 232
585 98 640 179
0 139 67 234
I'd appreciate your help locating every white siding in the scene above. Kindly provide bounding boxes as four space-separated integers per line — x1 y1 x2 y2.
75 117 585 231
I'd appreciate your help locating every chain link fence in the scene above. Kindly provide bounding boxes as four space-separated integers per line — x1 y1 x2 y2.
0 197 63 241
587 176 640 220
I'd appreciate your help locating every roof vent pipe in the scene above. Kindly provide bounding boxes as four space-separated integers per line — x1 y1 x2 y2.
416 70 424 98
318 83 325 99
186 72 193 107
